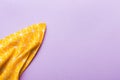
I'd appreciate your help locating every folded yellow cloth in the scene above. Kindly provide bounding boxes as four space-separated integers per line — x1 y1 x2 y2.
0 23 46 80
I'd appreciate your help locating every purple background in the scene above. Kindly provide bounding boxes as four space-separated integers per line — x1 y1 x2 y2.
0 0 120 80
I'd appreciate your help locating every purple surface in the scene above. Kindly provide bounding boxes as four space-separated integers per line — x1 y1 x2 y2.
0 0 120 80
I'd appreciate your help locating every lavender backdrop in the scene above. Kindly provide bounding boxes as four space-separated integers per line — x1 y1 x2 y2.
0 0 120 80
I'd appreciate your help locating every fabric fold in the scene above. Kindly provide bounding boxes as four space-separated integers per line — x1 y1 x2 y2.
0 23 46 80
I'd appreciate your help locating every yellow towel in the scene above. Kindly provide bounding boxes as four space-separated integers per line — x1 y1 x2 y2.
0 23 46 80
